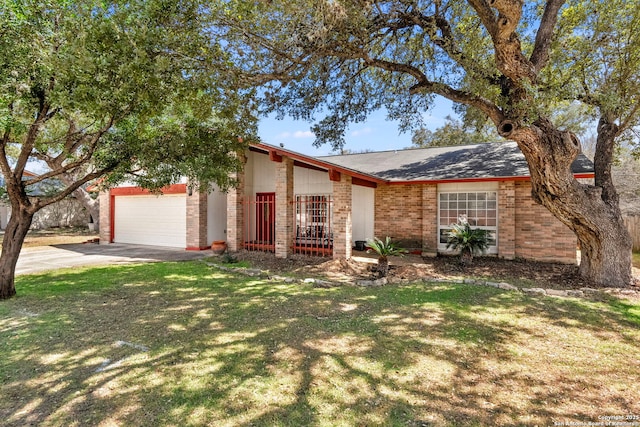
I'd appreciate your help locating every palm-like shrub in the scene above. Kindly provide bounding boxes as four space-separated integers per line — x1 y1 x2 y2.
366 237 407 277
446 222 491 265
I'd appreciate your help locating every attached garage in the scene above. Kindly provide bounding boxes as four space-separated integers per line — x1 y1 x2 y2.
113 193 187 248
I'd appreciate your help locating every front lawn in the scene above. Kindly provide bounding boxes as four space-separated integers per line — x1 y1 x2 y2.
1 261 639 426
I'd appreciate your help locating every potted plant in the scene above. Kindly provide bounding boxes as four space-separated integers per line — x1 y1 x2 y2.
366 236 407 278
446 219 490 265
211 240 227 256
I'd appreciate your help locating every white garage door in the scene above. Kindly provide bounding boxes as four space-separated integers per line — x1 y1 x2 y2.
114 194 186 248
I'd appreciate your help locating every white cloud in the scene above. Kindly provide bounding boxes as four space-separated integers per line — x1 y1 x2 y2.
293 130 314 138
350 127 373 137
276 130 314 139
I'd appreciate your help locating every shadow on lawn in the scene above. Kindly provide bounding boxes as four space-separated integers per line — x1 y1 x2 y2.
1 262 639 426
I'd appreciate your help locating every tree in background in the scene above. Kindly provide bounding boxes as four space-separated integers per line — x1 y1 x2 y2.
217 0 640 287
411 115 497 148
0 0 255 299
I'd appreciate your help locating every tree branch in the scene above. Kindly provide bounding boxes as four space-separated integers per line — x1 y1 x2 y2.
530 0 566 73
30 165 117 212
469 0 536 101
617 102 640 133
466 0 498 37
357 54 503 123
26 116 114 186
0 128 15 185
15 105 50 179
594 116 620 207
395 10 500 85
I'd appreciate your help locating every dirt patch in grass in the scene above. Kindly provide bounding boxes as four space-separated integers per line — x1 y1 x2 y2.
232 250 640 290
0 227 99 248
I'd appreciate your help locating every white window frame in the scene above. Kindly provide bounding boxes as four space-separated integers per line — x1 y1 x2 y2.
437 184 499 255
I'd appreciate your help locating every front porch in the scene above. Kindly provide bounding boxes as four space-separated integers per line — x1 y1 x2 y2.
226 147 368 260
241 194 335 257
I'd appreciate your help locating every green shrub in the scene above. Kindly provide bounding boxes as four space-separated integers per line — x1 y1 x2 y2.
446 221 490 265
366 237 407 277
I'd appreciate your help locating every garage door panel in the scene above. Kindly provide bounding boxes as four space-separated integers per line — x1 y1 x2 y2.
114 195 186 248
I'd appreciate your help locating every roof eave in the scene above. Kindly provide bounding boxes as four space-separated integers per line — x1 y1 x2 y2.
250 143 387 184
385 172 595 185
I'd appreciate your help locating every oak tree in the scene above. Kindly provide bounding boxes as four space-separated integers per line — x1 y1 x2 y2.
218 0 639 287
0 0 254 299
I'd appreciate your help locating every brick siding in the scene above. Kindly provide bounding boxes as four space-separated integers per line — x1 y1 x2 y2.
186 189 208 250
374 184 424 247
226 169 245 252
333 174 352 259
498 181 516 259
421 184 438 254
374 180 577 264
275 157 294 258
514 181 576 263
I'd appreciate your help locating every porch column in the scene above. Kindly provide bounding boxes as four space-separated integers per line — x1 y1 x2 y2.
99 190 111 244
186 187 208 250
422 183 438 256
226 158 246 252
275 156 294 258
498 180 516 259
333 174 353 260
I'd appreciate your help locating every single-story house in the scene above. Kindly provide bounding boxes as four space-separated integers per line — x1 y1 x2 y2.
98 141 594 264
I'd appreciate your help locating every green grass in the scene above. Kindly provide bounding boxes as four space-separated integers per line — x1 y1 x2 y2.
1 261 639 426
633 251 640 269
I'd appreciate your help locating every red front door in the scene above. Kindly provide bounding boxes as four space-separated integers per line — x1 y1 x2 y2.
256 193 275 244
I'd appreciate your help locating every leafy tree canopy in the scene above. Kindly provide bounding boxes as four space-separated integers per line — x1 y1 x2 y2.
0 0 257 299
1 0 255 200
216 0 639 150
216 0 639 287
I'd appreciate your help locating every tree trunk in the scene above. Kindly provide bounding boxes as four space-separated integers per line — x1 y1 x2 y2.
377 256 389 278
460 249 473 266
0 207 34 299
501 118 632 288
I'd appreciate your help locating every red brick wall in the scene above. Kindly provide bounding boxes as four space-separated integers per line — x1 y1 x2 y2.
226 169 245 252
374 184 424 246
421 184 438 254
498 181 516 259
186 190 208 250
374 180 577 264
275 157 294 258
333 174 353 259
514 181 576 263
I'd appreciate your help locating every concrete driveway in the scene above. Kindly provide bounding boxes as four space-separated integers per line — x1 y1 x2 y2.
16 243 210 276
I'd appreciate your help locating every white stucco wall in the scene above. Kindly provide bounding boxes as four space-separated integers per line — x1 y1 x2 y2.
352 185 375 243
245 151 276 196
293 167 332 195
207 188 227 243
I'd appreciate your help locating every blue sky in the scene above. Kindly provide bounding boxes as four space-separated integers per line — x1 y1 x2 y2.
257 99 456 156
24 98 455 174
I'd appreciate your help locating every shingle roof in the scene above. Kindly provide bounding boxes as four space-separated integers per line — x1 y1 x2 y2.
318 141 594 182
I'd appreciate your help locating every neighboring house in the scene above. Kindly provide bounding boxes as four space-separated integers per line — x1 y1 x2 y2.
0 170 91 230
99 141 594 264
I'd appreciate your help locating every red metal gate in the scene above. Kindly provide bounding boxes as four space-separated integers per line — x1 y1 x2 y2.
292 194 333 256
243 193 275 252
